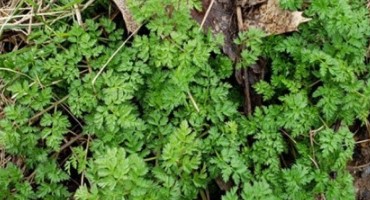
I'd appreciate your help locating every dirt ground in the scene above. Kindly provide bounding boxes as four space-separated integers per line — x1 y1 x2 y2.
348 123 370 200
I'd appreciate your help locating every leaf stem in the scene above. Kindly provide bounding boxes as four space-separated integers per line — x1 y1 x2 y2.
144 156 158 162
187 91 200 112
0 67 33 80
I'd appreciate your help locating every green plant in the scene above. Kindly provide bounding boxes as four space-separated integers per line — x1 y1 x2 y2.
0 0 369 199
219 0 369 199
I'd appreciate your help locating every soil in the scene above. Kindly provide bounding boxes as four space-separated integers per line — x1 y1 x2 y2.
349 123 370 200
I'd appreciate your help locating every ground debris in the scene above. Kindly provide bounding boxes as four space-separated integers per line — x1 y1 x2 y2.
348 122 370 200
239 0 311 35
191 0 239 61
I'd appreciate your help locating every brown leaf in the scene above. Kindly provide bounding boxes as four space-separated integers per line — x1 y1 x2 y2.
243 0 311 35
112 0 139 33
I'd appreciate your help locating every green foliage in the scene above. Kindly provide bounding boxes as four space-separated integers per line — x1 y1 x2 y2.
236 28 266 68
0 0 369 199
75 147 153 199
0 164 35 199
278 0 303 10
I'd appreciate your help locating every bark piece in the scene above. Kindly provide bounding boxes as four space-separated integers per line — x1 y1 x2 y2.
191 0 239 61
112 0 139 33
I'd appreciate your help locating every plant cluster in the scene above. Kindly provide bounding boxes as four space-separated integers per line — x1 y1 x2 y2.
0 0 369 199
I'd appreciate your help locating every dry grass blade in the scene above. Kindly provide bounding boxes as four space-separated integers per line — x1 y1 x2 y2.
199 0 215 31
0 0 96 37
0 0 22 36
92 25 142 85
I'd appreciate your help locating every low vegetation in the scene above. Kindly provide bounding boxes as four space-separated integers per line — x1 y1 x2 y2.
0 0 370 199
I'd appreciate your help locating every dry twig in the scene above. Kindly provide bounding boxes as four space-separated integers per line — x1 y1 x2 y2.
199 0 215 30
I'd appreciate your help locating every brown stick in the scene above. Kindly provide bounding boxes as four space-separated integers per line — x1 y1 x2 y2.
58 133 85 153
236 6 244 31
243 68 252 115
28 95 69 125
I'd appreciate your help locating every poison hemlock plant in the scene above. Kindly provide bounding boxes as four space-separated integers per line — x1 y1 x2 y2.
0 0 369 199
224 0 368 199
